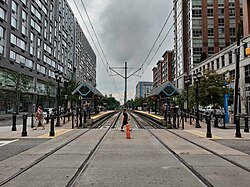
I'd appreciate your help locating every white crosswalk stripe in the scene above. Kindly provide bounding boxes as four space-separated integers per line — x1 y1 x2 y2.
0 139 18 147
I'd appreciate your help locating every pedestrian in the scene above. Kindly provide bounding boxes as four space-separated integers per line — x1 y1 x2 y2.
121 109 132 132
33 106 45 130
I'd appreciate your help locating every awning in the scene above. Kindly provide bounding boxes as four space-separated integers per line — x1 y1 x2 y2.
72 82 103 98
148 81 179 98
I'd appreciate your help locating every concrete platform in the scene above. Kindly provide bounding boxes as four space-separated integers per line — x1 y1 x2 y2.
0 111 250 186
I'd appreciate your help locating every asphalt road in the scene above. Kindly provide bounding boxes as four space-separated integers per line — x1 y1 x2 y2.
0 138 49 162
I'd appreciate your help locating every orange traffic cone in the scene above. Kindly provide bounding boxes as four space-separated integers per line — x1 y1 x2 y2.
126 124 130 139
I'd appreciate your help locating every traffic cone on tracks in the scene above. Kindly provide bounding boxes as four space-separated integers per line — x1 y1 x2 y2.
126 124 131 139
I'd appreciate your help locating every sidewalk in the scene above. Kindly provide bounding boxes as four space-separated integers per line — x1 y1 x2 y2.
138 110 250 140
0 116 74 139
185 120 250 139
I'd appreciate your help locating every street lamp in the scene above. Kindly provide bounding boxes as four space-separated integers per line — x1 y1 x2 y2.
193 71 202 128
184 75 192 121
55 70 62 127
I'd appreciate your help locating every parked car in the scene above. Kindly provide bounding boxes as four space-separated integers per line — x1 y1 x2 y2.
204 105 225 116
42 108 54 118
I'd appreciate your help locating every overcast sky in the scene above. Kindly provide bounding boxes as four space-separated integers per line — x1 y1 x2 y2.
68 0 174 104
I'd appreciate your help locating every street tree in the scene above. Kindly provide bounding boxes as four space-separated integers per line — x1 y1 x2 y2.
45 80 56 108
1 70 32 114
199 69 228 107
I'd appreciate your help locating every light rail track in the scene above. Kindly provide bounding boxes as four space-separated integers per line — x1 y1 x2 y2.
0 112 121 186
131 111 250 187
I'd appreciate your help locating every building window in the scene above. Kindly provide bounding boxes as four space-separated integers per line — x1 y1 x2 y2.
10 50 16 60
20 0 27 5
208 47 214 55
245 65 250 78
0 44 4 55
244 43 248 58
208 28 214 36
207 9 213 17
218 18 224 26
0 8 6 20
229 28 235 36
218 8 224 16
0 26 4 39
192 9 202 17
221 56 225 67
193 29 202 37
10 34 17 45
11 17 17 28
229 52 232 64
11 1 18 14
229 70 235 80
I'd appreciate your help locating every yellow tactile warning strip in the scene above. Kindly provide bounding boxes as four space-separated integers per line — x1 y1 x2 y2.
38 129 73 138
185 129 222 139
91 111 114 120
136 111 164 120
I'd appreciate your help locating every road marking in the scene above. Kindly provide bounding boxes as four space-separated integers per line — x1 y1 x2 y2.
0 139 19 147
38 129 73 138
185 129 222 139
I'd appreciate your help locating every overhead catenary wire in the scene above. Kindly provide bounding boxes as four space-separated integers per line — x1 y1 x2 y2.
140 8 174 74
133 7 174 91
72 0 120 94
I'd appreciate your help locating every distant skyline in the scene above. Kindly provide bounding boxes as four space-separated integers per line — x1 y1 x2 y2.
68 0 174 103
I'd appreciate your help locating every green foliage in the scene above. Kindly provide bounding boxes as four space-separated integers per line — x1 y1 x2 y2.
1 70 32 113
61 79 81 107
199 69 228 107
44 80 56 107
101 96 120 110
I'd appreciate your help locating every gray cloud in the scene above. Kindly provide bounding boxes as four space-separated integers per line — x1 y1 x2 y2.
68 0 173 103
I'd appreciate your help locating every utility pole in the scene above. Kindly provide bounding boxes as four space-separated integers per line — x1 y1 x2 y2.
124 61 127 108
234 20 243 138
110 62 141 108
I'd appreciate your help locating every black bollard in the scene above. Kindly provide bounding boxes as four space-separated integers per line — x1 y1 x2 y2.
31 113 34 128
84 112 87 123
21 114 27 136
181 111 184 130
76 109 79 127
68 109 70 122
189 112 192 125
63 113 66 124
173 112 176 129
235 115 241 138
177 112 180 129
46 111 49 124
50 115 55 136
214 115 218 127
12 112 17 131
72 112 74 129
206 115 212 138
168 113 171 124
244 116 249 133
79 111 83 128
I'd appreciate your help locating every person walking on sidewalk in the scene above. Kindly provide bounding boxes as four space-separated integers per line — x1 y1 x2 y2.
121 109 132 132
33 106 45 130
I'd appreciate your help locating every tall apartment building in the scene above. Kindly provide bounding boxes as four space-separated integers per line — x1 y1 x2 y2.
152 60 162 88
173 0 243 90
152 50 174 89
162 50 173 83
74 20 96 85
135 81 153 98
0 0 96 112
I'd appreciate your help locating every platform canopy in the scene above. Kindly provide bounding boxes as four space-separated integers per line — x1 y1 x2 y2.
148 81 179 98
72 82 103 98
